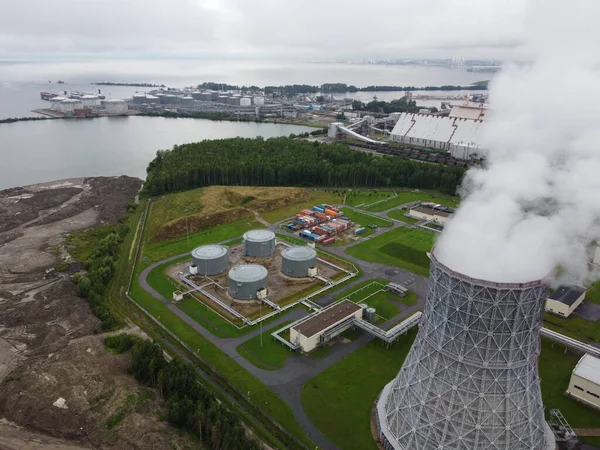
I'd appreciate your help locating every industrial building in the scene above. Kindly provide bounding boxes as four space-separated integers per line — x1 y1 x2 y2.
104 99 128 115
407 203 454 225
377 251 556 450
566 354 600 410
390 111 487 160
545 285 586 318
228 264 268 300
243 229 275 257
190 244 229 276
290 300 363 352
281 246 317 278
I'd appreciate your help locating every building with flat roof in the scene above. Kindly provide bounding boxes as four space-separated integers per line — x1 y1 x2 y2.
545 285 586 318
407 203 454 225
290 300 362 352
567 354 600 410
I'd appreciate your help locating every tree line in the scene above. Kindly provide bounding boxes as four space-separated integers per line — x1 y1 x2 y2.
142 137 465 197
74 223 131 330
351 97 439 114
107 335 262 450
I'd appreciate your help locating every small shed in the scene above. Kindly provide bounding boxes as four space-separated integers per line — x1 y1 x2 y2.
545 285 586 317
567 354 600 410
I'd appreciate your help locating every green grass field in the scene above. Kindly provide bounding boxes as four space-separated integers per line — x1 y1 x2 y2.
586 281 600 304
364 192 458 212
142 219 263 265
344 191 395 207
301 332 600 450
146 188 205 241
260 190 343 224
302 329 418 450
346 227 436 277
237 321 296 370
387 209 419 224
339 207 393 228
543 313 600 343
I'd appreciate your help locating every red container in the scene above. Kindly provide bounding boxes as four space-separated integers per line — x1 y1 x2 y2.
313 227 328 236
322 237 335 244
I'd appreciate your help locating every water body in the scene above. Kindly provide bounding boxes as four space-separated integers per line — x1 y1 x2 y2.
0 117 313 190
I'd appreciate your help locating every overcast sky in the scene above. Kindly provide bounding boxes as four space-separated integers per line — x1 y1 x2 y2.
1 0 530 61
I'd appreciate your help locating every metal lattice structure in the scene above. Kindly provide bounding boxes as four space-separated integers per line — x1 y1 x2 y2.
377 252 556 450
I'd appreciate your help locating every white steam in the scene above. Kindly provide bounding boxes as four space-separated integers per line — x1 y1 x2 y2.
435 0 600 283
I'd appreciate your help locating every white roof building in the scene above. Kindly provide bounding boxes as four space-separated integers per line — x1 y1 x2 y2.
567 354 600 410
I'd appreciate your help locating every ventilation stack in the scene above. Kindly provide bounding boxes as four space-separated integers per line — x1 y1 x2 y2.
377 252 556 450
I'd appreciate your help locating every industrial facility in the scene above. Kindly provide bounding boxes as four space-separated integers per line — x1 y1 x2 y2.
390 110 487 160
566 353 600 410
545 285 587 318
190 244 229 276
377 252 556 450
281 246 317 278
406 202 455 225
228 264 269 301
290 300 363 353
243 229 276 257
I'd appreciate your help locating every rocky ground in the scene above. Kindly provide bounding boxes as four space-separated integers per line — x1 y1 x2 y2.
0 177 199 449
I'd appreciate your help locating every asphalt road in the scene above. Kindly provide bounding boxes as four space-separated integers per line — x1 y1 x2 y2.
138 209 430 450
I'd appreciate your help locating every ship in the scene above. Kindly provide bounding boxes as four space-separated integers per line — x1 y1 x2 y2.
40 89 105 101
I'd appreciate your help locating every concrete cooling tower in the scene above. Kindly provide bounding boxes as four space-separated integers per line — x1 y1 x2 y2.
377 252 556 450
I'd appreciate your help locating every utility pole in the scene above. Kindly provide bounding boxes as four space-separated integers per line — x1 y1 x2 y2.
260 300 263 348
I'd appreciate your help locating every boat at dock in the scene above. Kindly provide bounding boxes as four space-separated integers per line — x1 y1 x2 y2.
40 89 105 101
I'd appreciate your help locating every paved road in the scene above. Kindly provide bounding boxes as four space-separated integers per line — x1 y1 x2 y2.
138 206 431 450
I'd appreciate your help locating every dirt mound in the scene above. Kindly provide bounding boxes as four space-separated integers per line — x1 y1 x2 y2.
0 336 198 449
152 186 309 242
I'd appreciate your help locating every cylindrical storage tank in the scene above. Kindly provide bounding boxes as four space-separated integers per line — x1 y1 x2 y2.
243 230 275 257
81 95 99 107
191 244 229 276
200 92 213 101
228 264 268 300
190 91 202 99
132 93 146 104
365 307 376 323
240 96 252 107
181 96 194 105
253 96 265 106
105 99 128 115
61 98 82 112
217 95 229 103
281 246 317 278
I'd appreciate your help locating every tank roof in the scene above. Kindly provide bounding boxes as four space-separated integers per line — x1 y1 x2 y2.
282 246 317 261
192 244 228 259
228 264 268 282
243 229 275 242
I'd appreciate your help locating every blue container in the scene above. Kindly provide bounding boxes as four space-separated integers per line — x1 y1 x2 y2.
354 227 366 235
312 206 325 213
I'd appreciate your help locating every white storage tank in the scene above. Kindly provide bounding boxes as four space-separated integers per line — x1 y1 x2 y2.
243 230 275 257
191 244 229 276
81 95 99 107
105 99 128 115
228 264 268 300
240 96 252 107
253 96 265 106
60 98 82 112
281 246 317 278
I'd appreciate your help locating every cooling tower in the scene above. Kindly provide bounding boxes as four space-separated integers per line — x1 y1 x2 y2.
377 252 556 450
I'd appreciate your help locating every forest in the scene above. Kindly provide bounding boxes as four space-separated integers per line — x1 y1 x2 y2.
107 336 262 450
142 137 465 196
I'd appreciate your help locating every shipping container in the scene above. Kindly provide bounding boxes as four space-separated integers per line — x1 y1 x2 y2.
301 209 314 216
325 204 339 212
312 206 325 213
322 237 336 245
354 227 366 235
324 209 338 217
313 227 328 236
316 235 326 242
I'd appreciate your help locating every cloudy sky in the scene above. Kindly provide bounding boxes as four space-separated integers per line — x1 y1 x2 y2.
1 0 530 61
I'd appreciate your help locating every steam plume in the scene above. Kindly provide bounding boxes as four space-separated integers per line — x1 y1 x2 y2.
435 0 600 283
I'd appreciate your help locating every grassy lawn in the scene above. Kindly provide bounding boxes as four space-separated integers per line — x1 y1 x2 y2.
66 224 121 262
237 321 296 370
129 277 314 448
147 188 205 241
302 329 418 450
359 291 400 320
365 191 458 213
142 219 263 265
387 209 419 224
346 227 436 277
301 330 600 450
543 312 600 343
586 281 600 304
339 207 393 228
334 279 389 302
260 190 343 224
344 191 395 207
539 339 600 443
